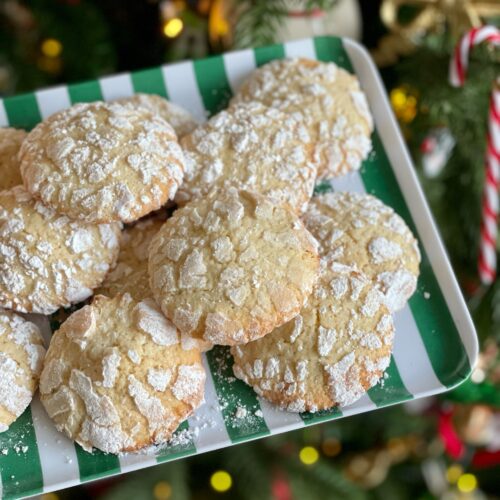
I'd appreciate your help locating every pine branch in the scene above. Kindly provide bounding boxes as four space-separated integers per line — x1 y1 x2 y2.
233 0 339 49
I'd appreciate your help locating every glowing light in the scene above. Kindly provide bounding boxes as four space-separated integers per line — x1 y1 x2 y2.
471 367 485 383
446 464 463 483
210 470 232 492
390 88 407 108
41 38 62 58
153 481 172 500
322 438 341 457
163 18 183 38
457 473 477 493
299 446 319 465
41 494 59 500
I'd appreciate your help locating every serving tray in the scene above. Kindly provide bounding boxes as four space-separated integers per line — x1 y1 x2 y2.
0 36 478 500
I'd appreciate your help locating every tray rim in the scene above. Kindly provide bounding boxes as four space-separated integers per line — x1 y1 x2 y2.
0 35 480 500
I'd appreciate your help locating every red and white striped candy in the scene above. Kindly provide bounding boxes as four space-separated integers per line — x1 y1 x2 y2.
479 83 500 285
449 26 500 285
449 26 500 87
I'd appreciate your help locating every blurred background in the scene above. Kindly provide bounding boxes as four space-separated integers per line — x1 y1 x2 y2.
1 0 498 499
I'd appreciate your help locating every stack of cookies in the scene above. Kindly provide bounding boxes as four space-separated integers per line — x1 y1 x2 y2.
0 57 420 455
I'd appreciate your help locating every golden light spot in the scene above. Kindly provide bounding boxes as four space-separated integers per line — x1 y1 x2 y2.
299 446 319 465
153 481 172 500
41 38 62 58
322 438 341 457
163 18 183 38
457 473 477 493
446 464 463 484
210 470 232 492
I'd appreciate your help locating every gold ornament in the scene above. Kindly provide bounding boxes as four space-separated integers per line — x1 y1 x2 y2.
390 85 419 124
372 0 500 66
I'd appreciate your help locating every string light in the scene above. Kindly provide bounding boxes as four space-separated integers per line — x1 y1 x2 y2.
321 438 341 457
210 470 232 493
163 18 183 38
41 38 62 58
153 481 172 500
446 464 463 483
299 446 319 465
41 494 59 500
457 473 478 493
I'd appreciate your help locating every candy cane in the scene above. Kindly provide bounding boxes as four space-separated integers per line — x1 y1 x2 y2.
449 26 500 285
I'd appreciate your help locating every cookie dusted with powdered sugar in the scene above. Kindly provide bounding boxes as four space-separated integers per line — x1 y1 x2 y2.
0 127 27 191
0 309 46 433
96 217 164 301
39 293 205 454
19 101 185 223
303 191 420 312
231 58 373 179
231 263 394 412
176 102 317 214
115 94 199 138
149 187 320 351
0 186 121 314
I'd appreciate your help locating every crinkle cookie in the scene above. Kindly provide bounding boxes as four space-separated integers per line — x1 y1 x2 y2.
0 186 121 314
96 217 164 301
231 58 373 179
39 293 205 454
0 309 46 432
115 93 199 138
303 191 420 312
232 263 394 412
0 127 27 191
19 101 185 223
176 102 317 214
149 188 319 351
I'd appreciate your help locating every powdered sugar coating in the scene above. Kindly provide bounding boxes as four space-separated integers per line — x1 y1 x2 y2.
19 101 186 223
96 216 164 301
303 191 420 312
0 127 26 191
0 309 46 432
0 186 121 314
176 102 317 214
115 93 199 138
149 188 320 350
231 58 373 179
39 293 205 453
231 260 394 412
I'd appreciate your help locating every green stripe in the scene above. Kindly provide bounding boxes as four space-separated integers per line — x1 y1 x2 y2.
314 36 353 71
193 56 232 115
253 44 286 67
300 407 342 426
368 356 413 405
75 444 120 482
156 421 197 463
206 347 270 443
3 94 41 130
360 132 471 387
0 408 43 499
131 67 169 98
67 81 103 103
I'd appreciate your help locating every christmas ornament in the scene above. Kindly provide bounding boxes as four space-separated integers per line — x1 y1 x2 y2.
420 127 456 178
390 85 418 123
373 0 500 66
450 25 500 285
299 446 319 465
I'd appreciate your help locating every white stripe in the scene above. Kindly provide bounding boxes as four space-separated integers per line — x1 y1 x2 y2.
485 184 499 213
99 74 134 101
474 26 500 45
0 100 8 127
342 393 377 416
284 38 316 59
258 398 303 432
35 87 71 119
162 62 207 122
329 171 366 193
392 306 444 395
223 49 256 94
481 240 497 267
489 116 500 151
459 35 470 82
30 397 79 492
187 356 231 452
484 213 498 237
119 450 157 472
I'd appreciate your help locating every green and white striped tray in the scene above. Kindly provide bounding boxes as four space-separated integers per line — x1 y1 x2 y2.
0 36 478 499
